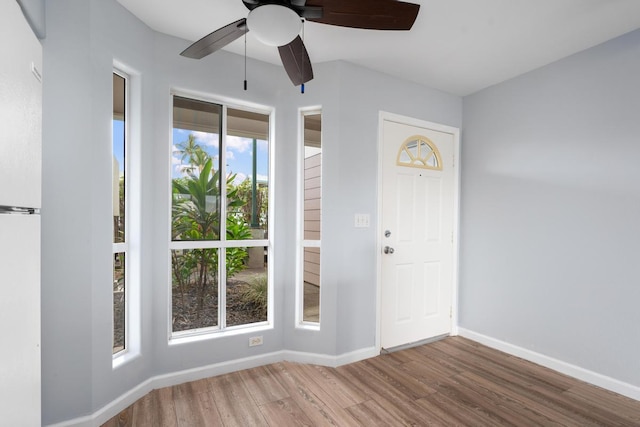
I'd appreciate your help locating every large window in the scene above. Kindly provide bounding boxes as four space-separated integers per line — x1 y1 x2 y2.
112 72 127 354
170 95 271 336
299 110 322 325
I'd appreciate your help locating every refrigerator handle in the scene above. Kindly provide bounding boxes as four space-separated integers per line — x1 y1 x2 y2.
0 205 39 215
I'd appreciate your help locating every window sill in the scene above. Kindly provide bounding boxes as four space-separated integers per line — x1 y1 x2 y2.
296 322 320 332
169 322 273 346
112 348 141 370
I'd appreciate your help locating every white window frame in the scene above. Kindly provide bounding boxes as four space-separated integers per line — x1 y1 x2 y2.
168 91 274 342
112 64 141 368
296 107 322 330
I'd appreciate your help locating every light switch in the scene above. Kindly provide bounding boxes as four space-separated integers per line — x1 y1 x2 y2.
354 213 370 228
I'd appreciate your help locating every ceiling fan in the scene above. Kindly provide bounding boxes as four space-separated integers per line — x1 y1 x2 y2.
180 0 420 87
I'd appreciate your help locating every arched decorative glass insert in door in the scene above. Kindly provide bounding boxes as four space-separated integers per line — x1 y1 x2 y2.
396 135 443 170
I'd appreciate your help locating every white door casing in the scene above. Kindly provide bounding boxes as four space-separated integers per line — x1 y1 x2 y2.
378 112 459 350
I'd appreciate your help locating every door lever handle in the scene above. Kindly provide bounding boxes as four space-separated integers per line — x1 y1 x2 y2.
384 246 395 254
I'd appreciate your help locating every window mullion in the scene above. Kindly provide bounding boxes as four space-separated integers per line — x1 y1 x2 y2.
220 104 228 238
113 242 128 253
219 105 228 329
218 248 226 329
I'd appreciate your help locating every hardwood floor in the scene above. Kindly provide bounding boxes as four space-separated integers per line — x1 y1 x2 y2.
103 337 640 426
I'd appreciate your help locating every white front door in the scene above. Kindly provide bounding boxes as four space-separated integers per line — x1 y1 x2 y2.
379 113 457 350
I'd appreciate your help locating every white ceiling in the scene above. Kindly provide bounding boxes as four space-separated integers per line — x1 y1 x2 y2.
116 0 640 96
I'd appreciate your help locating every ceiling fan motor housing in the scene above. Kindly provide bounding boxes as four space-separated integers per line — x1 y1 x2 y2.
246 4 303 46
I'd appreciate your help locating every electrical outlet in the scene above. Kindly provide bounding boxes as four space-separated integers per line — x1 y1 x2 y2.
249 336 263 347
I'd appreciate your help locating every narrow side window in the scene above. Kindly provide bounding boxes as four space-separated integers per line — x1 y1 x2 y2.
112 72 127 355
299 110 322 326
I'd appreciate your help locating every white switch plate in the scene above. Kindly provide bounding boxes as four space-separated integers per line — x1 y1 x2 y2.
354 214 370 228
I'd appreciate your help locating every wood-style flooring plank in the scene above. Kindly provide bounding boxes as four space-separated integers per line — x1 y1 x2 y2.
259 397 314 426
453 370 578 426
345 399 411 426
414 394 481 426
173 380 224 427
195 391 225 426
421 382 509 427
439 337 577 391
362 356 437 400
130 393 157 427
102 406 133 427
527 382 638 426
297 364 368 409
378 347 419 366
469 367 609 426
564 383 640 425
398 359 457 388
435 344 629 426
269 362 360 427
428 348 604 426
239 365 290 406
338 363 440 426
423 339 576 398
208 372 267 427
449 373 568 426
146 388 178 427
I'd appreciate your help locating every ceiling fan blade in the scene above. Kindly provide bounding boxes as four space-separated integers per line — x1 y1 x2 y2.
180 19 248 59
244 0 322 18
242 0 260 11
305 0 419 30
278 36 314 86
299 6 323 19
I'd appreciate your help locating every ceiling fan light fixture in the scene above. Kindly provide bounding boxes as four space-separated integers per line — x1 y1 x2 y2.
246 4 302 46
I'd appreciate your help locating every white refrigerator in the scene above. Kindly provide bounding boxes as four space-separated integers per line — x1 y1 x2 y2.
0 1 43 425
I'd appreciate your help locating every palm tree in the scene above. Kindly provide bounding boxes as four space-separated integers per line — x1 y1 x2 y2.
175 134 211 176
175 134 198 163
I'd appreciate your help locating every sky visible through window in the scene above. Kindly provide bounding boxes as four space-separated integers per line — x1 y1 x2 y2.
171 128 268 184
112 121 268 184
113 119 125 174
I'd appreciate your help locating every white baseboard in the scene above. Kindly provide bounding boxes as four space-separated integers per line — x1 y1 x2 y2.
282 346 377 367
458 327 640 402
46 346 377 427
335 346 378 366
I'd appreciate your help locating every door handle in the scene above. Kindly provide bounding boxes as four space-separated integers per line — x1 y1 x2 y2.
384 246 395 254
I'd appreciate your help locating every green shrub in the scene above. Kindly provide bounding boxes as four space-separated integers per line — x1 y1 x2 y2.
239 274 268 312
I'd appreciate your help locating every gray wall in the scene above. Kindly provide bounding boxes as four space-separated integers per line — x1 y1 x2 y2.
460 29 640 388
41 0 462 424
42 0 155 423
16 0 45 38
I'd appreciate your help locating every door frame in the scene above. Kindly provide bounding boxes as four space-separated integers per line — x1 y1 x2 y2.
375 111 461 352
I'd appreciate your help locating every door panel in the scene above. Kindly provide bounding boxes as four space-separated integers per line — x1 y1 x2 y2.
424 261 441 315
380 116 456 350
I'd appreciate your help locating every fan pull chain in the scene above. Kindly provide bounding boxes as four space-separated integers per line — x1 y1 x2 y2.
301 19 305 94
244 31 248 91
